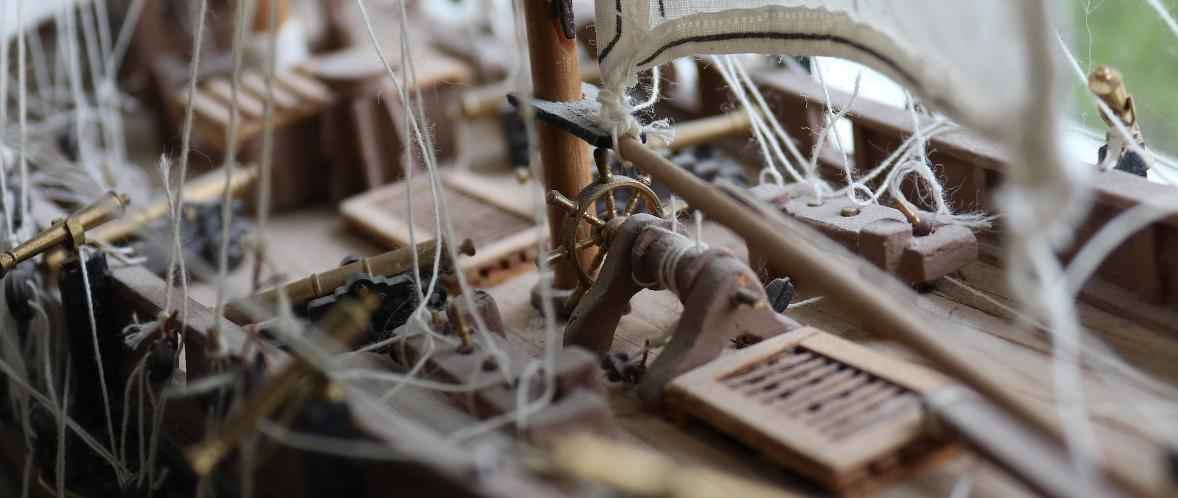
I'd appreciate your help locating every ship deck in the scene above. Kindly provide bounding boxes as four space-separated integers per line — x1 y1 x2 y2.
186 192 1177 498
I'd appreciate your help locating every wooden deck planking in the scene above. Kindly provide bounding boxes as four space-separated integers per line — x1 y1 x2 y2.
186 203 1176 498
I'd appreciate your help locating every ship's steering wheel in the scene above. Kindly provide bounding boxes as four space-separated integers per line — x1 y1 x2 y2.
545 148 664 312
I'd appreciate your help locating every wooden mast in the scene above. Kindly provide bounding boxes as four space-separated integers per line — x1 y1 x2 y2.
251 0 290 33
522 0 594 292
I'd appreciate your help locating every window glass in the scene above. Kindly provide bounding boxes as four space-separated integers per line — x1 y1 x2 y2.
1072 1 1178 174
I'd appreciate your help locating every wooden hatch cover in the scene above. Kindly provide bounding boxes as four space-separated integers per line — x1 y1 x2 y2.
665 328 960 496
341 169 543 288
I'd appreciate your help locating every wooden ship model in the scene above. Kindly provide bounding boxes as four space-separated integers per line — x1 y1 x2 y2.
0 1 1175 498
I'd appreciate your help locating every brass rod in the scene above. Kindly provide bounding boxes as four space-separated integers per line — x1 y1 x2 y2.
93 167 257 245
42 167 256 274
224 239 475 325
0 191 129 277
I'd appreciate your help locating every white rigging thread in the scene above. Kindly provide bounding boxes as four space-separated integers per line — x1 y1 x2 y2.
77 245 119 463
812 60 856 198
253 0 280 294
592 1 1100 491
55 363 68 498
1050 31 1178 446
59 2 102 189
3 1 196 475
715 55 991 228
0 344 128 479
155 0 569 449
164 0 211 330
940 275 1178 447
998 2 1101 489
1144 0 1178 39
712 55 810 188
210 0 253 356
0 4 13 243
17 1 28 236
416 0 560 436
203 0 565 450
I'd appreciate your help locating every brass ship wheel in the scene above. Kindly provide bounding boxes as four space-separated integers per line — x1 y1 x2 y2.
546 149 663 311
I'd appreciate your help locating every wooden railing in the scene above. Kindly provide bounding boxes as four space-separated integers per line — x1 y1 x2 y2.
708 68 1178 330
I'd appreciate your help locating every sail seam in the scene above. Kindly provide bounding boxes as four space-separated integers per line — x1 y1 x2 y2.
598 0 624 62
634 31 917 88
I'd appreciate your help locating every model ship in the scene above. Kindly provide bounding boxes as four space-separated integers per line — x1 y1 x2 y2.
0 1 1175 497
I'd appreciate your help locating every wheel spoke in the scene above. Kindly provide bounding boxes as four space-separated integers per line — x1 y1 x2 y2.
581 211 606 227
543 250 567 267
587 248 607 279
546 190 577 213
623 192 642 216
604 189 618 220
575 236 602 250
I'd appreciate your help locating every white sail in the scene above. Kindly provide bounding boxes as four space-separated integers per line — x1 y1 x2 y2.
594 0 1042 141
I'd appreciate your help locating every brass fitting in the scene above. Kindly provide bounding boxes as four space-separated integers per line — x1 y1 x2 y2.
0 191 129 278
187 292 380 476
224 238 476 325
1088 65 1136 129
893 199 934 237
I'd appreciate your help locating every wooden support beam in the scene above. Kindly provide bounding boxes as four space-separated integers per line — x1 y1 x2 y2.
653 111 751 151
522 0 594 290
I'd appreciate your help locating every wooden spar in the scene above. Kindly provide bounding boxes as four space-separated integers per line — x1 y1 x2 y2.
522 0 594 290
251 0 290 33
657 111 751 150
615 135 1155 498
457 65 604 120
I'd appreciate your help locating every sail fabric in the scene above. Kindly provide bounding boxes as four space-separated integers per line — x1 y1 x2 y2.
594 0 1040 141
